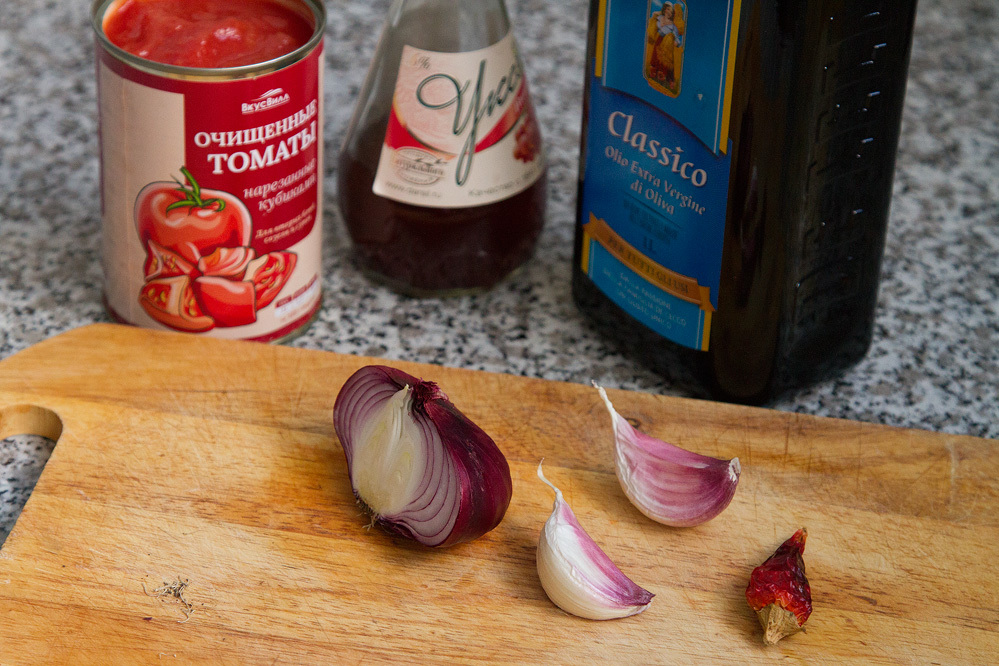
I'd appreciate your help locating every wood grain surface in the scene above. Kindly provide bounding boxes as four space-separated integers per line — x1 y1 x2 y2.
0 324 996 664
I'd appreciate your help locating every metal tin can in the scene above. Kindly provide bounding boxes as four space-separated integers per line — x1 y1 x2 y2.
92 0 325 342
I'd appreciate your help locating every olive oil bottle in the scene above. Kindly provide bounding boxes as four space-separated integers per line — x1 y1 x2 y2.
573 0 918 403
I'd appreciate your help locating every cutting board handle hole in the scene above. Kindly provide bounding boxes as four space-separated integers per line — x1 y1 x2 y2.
0 405 62 547
0 404 63 442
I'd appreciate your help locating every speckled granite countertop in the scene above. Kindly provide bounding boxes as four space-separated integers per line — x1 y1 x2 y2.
1 0 997 541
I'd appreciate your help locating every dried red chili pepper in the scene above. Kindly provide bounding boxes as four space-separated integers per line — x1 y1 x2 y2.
745 528 812 645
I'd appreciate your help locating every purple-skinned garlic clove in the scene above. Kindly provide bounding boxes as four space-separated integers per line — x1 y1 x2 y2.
536 461 654 620
595 383 740 527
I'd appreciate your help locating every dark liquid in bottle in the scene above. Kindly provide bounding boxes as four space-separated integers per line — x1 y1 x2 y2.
338 122 547 295
573 0 918 403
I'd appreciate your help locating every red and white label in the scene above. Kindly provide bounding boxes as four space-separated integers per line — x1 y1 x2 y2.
97 43 323 341
372 32 545 208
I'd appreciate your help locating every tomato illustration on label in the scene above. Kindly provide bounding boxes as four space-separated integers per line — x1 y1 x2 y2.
136 167 252 265
139 275 215 332
134 168 297 332
198 246 256 279
143 240 198 280
192 277 257 327
247 251 297 309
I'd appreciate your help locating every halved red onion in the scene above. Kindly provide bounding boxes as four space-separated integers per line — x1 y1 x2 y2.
333 365 513 547
595 383 741 527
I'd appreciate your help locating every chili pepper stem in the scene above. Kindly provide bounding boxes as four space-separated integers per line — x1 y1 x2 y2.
756 603 803 645
746 527 812 645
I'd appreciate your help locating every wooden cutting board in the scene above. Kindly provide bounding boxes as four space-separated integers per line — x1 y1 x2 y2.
0 324 995 664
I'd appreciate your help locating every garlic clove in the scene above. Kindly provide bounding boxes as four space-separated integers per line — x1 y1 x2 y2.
595 383 740 527
536 462 654 620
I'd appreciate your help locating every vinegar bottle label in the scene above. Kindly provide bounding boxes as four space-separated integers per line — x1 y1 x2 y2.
371 32 545 209
579 0 741 351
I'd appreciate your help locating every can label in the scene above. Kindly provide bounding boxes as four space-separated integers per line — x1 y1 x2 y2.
371 31 545 209
578 0 739 351
96 38 323 341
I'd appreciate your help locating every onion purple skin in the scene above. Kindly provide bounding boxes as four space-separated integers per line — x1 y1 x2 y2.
333 365 513 548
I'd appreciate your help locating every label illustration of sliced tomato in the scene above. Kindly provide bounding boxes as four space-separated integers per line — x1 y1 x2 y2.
139 275 215 332
247 251 297 309
144 240 198 280
198 246 256 279
193 276 258 327
136 169 253 264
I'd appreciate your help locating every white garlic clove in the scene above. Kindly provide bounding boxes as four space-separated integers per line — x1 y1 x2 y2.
536 462 654 620
595 383 740 527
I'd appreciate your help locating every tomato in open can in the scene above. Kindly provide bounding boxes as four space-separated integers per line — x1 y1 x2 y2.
92 0 325 342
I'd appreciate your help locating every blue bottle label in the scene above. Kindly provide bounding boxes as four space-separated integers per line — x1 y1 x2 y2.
580 0 741 351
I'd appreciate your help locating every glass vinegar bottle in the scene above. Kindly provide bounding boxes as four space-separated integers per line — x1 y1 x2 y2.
337 0 547 296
